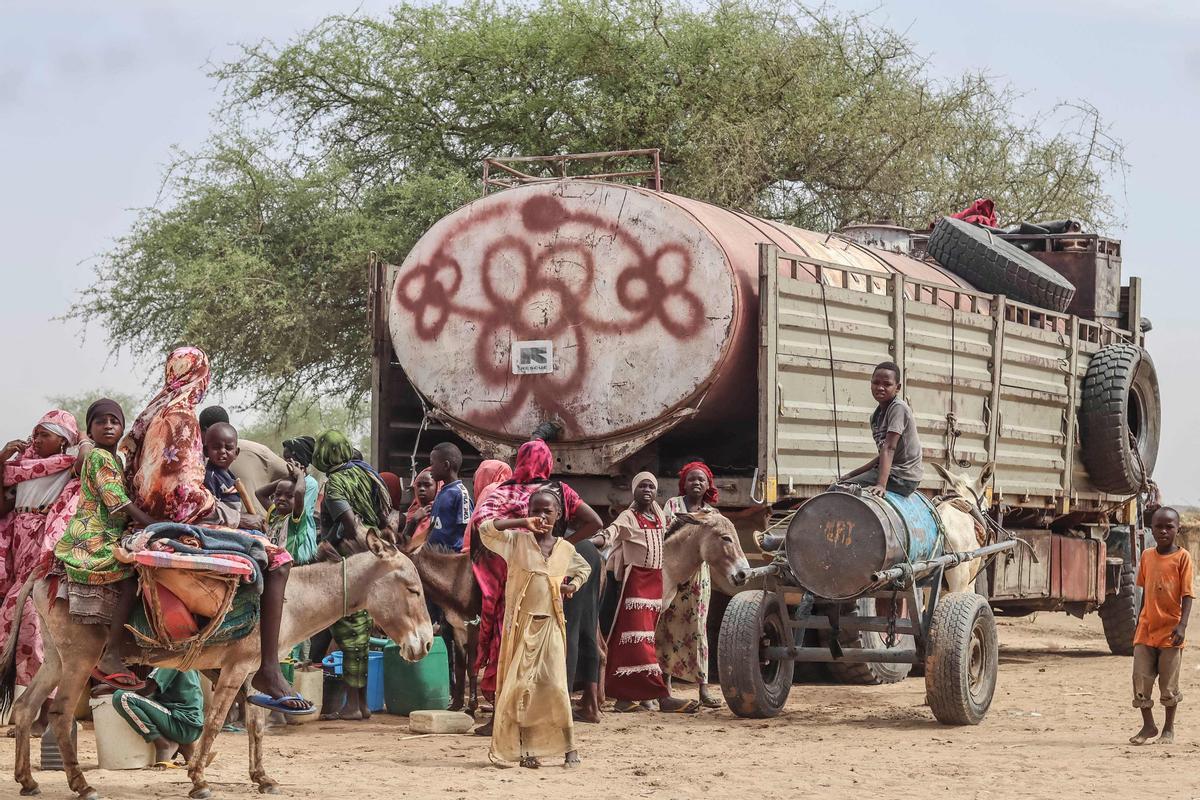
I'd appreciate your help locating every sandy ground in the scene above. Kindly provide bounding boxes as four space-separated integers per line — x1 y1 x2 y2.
3 610 1199 800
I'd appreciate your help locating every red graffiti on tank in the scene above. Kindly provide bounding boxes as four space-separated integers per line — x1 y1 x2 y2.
394 194 707 434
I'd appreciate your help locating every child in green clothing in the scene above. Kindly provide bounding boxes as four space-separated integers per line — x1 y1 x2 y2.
111 668 205 765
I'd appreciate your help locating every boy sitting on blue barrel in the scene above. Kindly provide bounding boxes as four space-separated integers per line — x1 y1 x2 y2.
839 361 923 497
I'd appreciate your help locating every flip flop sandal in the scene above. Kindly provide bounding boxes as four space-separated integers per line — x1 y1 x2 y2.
153 761 182 770
663 699 701 714
613 701 645 713
700 696 725 709
247 693 317 716
91 667 146 691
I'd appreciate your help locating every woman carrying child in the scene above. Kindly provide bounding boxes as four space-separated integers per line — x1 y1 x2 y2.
0 409 83 731
115 347 311 714
477 487 590 768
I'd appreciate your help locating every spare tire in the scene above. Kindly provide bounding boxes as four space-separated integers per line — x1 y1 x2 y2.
927 216 1076 312
1078 343 1160 495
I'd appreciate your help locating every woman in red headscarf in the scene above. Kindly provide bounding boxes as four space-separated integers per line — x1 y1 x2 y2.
657 460 724 708
0 409 82 717
470 440 602 728
461 460 512 554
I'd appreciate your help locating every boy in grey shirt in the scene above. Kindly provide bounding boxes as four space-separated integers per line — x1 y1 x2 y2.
839 361 923 497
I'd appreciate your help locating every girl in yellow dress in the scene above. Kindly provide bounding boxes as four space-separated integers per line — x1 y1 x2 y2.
477 488 590 768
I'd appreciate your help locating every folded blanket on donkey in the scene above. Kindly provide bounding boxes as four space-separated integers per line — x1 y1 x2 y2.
122 522 271 594
119 522 268 656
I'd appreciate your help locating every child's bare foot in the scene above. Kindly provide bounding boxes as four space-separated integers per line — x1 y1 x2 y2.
520 756 541 769
153 738 179 764
1157 729 1175 745
564 750 580 768
1129 723 1158 745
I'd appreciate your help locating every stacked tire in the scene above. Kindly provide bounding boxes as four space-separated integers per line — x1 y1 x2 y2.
927 216 1076 312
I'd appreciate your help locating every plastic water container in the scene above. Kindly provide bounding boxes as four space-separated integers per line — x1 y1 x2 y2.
289 666 324 726
89 695 155 769
322 651 385 712
383 636 449 716
40 719 77 771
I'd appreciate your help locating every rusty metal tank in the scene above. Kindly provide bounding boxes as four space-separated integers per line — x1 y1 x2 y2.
785 488 945 600
388 180 974 466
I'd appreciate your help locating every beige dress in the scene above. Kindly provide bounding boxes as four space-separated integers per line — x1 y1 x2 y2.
478 519 591 763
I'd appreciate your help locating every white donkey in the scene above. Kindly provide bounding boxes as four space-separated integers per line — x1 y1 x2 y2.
931 462 994 594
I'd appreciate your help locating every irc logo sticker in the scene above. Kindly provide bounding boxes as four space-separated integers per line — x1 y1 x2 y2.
512 340 554 375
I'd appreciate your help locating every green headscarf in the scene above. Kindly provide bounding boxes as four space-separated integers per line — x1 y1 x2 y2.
314 430 390 528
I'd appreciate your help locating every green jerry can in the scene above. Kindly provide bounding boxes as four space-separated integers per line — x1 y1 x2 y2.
383 636 450 715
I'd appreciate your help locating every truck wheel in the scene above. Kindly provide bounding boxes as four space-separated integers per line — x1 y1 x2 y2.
925 592 998 725
718 590 792 718
927 216 1075 312
1078 344 1161 495
1098 562 1139 656
822 597 913 685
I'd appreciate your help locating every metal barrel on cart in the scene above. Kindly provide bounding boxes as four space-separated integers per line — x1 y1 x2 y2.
786 487 945 600
719 485 1015 726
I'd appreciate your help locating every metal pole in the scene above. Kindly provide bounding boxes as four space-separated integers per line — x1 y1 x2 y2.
871 539 1017 585
762 646 919 664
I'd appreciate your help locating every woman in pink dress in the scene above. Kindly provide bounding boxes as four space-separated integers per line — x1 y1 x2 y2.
0 409 81 733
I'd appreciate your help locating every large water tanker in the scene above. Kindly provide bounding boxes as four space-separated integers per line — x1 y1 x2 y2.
371 159 1160 670
385 178 975 476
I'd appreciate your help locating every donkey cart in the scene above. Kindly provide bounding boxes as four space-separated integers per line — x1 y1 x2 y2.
719 486 1016 725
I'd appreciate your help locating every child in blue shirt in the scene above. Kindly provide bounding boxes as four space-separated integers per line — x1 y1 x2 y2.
428 442 471 551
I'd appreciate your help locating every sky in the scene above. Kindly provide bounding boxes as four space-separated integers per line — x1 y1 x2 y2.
1 0 1197 503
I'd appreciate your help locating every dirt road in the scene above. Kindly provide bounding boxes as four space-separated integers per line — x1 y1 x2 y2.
4 610 1198 800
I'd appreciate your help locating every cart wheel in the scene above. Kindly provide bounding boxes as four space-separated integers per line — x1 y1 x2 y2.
718 590 792 718
925 592 998 725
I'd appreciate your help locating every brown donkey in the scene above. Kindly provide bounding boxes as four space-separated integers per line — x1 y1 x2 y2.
3 530 432 800
402 542 482 713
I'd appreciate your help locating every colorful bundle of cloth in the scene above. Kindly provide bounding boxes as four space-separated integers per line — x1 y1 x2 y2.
119 523 270 661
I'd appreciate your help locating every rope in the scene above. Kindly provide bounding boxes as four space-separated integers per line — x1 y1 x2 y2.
342 556 349 620
818 278 843 479
410 393 431 485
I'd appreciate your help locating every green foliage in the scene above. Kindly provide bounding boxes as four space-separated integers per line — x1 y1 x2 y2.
74 0 1126 415
46 389 144 435
234 398 369 456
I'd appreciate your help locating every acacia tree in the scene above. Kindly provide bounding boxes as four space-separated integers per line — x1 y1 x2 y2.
74 0 1125 415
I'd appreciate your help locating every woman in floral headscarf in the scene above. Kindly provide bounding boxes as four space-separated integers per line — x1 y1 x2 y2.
0 409 82 711
121 346 217 524
110 348 314 714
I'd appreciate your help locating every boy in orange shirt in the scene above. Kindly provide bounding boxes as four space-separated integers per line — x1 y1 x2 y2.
1130 506 1193 745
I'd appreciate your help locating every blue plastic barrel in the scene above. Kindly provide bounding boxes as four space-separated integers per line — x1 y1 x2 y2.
322 650 385 712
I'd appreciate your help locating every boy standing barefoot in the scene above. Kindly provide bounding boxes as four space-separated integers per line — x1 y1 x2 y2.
1130 506 1193 745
